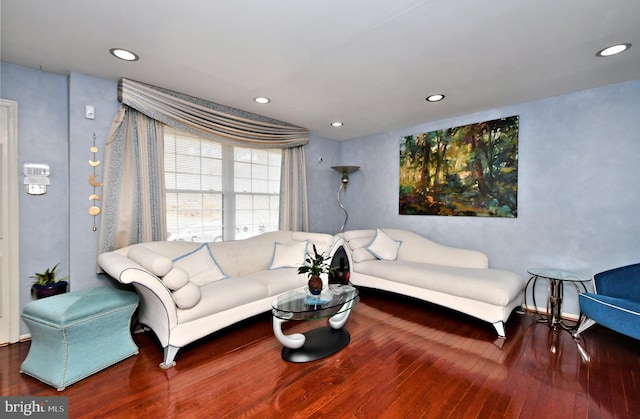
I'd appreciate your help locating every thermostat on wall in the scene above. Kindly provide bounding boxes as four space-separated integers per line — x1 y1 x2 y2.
23 163 50 195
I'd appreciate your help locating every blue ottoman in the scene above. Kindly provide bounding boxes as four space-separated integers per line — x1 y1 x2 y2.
21 287 139 390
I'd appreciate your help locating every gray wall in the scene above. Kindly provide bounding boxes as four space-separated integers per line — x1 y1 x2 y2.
304 134 344 234
335 80 640 314
1 64 70 323
3 60 639 331
2 64 118 334
67 72 119 290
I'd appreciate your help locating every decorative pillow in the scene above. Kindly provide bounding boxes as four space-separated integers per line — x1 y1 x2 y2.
171 281 201 309
348 237 377 263
128 245 173 277
352 248 377 263
162 266 190 290
173 244 228 286
367 228 402 261
269 240 309 269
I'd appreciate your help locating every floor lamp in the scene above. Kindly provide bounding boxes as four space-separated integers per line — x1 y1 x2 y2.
331 165 360 232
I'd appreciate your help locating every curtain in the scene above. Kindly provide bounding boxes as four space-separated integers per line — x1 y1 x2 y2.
98 79 310 254
279 146 309 232
98 106 167 254
118 78 309 149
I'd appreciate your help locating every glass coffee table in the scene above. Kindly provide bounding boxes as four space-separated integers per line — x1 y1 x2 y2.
272 284 359 363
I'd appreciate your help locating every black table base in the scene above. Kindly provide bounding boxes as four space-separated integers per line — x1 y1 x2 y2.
281 326 350 363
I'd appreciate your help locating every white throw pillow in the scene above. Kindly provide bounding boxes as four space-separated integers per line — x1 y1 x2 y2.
162 266 190 290
348 237 377 263
367 228 402 261
171 281 201 309
269 240 309 269
128 245 173 277
173 244 228 286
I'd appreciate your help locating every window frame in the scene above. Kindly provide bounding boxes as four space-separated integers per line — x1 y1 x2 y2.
164 126 281 242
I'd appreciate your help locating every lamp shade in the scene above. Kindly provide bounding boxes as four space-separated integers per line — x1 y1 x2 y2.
331 166 360 175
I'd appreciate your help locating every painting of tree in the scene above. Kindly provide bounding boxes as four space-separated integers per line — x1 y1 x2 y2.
399 115 518 217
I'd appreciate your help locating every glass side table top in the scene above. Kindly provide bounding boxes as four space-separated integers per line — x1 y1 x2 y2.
272 284 359 321
527 268 592 282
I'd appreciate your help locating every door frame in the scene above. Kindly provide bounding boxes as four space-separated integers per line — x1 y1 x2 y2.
1 99 20 345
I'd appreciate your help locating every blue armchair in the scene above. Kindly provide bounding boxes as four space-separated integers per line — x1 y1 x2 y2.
574 263 640 341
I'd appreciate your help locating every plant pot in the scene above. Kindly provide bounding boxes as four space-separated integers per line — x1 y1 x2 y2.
31 281 68 299
307 276 323 295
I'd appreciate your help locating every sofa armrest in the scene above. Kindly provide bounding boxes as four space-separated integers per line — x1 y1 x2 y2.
329 237 354 271
97 252 179 333
343 229 489 269
402 243 489 269
386 229 489 268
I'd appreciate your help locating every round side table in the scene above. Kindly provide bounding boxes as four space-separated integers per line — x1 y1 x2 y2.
524 268 592 330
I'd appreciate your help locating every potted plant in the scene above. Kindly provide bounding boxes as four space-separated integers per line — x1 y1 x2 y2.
30 263 69 299
297 245 334 295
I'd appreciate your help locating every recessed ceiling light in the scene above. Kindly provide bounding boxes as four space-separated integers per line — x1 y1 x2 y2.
254 97 271 104
596 43 632 57
426 94 445 102
330 121 344 127
109 48 139 61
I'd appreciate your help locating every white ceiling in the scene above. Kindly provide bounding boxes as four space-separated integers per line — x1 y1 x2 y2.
2 0 639 140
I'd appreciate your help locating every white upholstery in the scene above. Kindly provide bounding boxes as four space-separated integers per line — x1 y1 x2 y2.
97 227 523 367
268 240 309 269
171 281 202 309
173 243 227 285
127 245 173 277
366 228 401 260
162 266 190 290
98 230 337 368
342 228 523 337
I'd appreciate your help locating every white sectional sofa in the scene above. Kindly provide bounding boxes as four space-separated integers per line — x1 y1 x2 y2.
98 228 523 368
341 228 524 338
97 230 337 368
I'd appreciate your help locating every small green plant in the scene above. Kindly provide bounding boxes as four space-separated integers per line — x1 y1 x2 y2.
30 263 68 286
297 245 334 279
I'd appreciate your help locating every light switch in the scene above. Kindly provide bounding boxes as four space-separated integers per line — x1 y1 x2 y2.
85 105 95 119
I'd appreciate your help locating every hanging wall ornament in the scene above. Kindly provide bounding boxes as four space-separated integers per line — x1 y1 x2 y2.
88 133 102 231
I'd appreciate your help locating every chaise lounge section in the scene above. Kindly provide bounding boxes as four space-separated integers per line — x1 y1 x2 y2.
341 228 524 338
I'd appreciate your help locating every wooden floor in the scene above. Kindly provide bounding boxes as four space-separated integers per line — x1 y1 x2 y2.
2 288 639 418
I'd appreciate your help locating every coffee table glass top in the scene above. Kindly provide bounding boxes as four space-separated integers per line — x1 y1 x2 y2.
527 268 592 282
272 284 359 321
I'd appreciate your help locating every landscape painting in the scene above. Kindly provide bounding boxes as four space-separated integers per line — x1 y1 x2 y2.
399 116 519 217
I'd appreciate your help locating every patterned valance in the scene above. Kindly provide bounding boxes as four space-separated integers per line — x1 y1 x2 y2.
118 78 309 149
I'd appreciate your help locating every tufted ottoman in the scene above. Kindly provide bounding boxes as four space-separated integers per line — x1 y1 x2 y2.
20 287 139 390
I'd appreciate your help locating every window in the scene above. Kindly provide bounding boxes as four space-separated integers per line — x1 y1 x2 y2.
164 126 281 242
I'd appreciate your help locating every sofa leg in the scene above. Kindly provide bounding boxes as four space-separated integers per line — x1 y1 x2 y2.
573 315 596 339
492 321 506 339
575 338 591 363
160 345 179 369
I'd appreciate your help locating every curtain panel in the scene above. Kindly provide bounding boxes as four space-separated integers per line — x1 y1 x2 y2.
279 146 309 232
98 106 167 254
118 78 309 149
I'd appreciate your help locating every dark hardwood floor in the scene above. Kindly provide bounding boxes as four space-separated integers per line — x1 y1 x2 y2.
2 288 639 418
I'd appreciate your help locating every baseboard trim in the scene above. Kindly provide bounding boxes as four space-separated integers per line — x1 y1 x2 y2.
520 304 579 321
